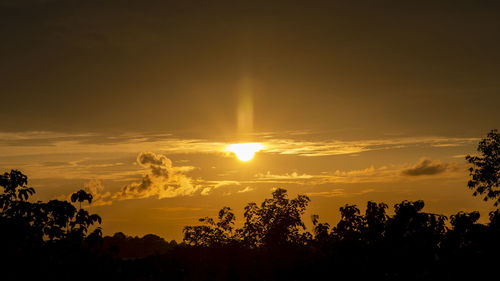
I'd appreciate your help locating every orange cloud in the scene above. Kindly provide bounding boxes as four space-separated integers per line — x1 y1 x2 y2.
113 152 202 200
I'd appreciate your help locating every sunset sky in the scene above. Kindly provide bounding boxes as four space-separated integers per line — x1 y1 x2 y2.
1 0 499 241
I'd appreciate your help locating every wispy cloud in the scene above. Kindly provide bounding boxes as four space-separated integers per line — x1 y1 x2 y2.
0 131 478 158
251 166 395 185
237 186 254 193
306 188 375 198
151 207 202 212
251 158 464 186
10 159 138 181
194 180 242 197
255 171 315 180
212 180 241 188
264 137 477 157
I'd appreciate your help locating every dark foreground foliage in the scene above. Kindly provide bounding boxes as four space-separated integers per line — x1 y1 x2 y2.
2 171 500 281
1 130 499 280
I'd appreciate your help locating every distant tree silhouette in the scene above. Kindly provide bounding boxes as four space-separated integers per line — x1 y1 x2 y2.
467 129 500 206
104 232 177 258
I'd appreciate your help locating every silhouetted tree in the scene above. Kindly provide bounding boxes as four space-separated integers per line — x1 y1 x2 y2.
0 170 36 218
363 201 389 242
0 170 107 280
0 170 43 248
0 170 102 244
71 189 93 209
467 129 500 206
311 214 331 244
332 204 364 241
184 188 311 248
387 200 447 244
239 188 310 247
445 211 483 249
183 206 237 246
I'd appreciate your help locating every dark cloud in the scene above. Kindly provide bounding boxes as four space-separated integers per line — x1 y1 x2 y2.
402 158 450 176
138 152 171 167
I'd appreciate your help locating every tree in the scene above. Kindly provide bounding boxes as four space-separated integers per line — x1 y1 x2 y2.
446 211 483 249
330 201 388 242
332 204 364 241
386 200 447 247
363 201 389 242
466 129 500 206
183 206 237 246
239 188 310 247
184 188 311 247
0 170 35 216
0 170 102 243
71 189 93 209
311 214 331 244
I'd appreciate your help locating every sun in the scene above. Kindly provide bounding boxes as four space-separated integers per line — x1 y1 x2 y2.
226 143 264 162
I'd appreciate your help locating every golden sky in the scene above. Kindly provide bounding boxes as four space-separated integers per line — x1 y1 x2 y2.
1 0 499 240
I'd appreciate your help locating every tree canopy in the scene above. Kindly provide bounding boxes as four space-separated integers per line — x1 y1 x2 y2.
467 129 500 206
0 169 102 244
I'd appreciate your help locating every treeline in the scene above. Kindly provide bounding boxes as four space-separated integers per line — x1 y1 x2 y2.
104 232 177 259
2 171 500 280
1 129 499 280
178 188 500 280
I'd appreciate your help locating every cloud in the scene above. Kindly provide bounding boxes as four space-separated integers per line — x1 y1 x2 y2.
0 131 478 159
83 179 112 206
251 158 463 186
237 186 254 193
306 188 346 197
263 136 478 157
151 207 202 212
402 158 451 176
200 188 212 196
195 180 242 196
54 179 112 206
253 167 396 185
306 188 375 198
113 152 201 200
255 171 315 180
213 180 241 188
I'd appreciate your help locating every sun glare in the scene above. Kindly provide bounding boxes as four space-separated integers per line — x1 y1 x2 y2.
226 143 264 162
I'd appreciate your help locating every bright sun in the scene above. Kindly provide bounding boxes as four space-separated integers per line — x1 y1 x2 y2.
226 143 264 162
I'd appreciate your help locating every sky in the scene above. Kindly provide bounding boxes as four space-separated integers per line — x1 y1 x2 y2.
1 0 499 241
